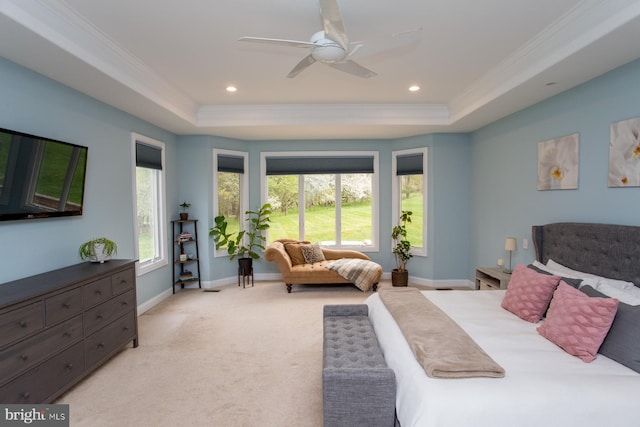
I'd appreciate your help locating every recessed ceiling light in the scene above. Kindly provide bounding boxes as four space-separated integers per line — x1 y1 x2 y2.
226 86 237 92
408 85 420 92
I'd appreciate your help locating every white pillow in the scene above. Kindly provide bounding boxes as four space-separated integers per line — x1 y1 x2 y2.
533 260 580 278
546 258 636 290
594 281 640 306
532 260 598 288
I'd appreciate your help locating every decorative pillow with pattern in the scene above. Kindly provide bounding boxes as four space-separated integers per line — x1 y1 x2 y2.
501 264 561 322
301 243 326 264
284 241 310 265
537 282 619 362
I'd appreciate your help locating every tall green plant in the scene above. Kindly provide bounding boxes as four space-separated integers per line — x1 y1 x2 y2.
210 203 272 260
391 210 413 271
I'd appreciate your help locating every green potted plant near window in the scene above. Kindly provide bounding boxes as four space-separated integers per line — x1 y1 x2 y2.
391 210 413 286
209 203 272 274
79 237 118 263
179 201 191 220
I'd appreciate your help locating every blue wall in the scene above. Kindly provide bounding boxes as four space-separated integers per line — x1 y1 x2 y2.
2 52 639 305
0 57 179 304
176 134 471 283
469 59 640 280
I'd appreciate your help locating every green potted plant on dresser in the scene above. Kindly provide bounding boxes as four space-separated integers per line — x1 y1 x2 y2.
209 203 272 275
79 237 118 263
391 210 413 286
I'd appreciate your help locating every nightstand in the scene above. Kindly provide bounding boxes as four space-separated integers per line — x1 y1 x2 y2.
475 267 511 290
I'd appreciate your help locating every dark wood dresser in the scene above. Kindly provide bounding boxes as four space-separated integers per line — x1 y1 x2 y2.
0 259 138 403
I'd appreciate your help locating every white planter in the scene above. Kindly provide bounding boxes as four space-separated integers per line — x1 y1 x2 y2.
90 243 111 263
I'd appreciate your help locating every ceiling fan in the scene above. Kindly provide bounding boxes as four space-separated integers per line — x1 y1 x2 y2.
238 0 421 78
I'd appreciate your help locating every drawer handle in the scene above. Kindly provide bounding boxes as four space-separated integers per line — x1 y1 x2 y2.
121 301 128 306
120 279 127 284
21 391 30 399
95 290 102 295
65 363 74 370
63 331 72 338
123 326 129 332
96 313 103 320
20 354 28 361
19 321 27 328
97 343 105 349
63 302 71 309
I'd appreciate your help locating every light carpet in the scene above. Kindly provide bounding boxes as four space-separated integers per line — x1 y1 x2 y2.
56 281 396 427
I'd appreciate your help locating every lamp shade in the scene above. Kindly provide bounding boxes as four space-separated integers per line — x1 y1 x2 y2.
504 237 517 251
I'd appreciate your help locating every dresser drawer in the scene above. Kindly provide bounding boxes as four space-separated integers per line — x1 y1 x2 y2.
46 287 83 325
0 342 84 404
85 311 136 369
0 315 83 384
83 290 134 336
0 302 44 348
83 277 112 308
112 268 135 295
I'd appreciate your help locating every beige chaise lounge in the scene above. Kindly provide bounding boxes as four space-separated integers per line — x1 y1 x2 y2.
264 239 381 293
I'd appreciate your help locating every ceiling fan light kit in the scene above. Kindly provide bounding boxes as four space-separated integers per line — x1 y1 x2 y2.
238 0 420 79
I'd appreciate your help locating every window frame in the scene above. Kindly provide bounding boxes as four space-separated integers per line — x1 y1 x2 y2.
213 148 249 258
392 147 428 257
131 133 168 276
261 151 379 251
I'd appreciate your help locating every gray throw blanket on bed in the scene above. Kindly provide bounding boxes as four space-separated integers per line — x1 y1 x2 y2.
379 287 505 379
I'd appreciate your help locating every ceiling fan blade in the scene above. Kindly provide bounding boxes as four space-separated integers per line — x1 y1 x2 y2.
328 60 377 78
318 0 349 50
348 28 422 59
238 36 315 49
287 54 317 78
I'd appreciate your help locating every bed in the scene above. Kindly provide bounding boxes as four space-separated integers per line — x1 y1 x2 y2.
365 222 640 427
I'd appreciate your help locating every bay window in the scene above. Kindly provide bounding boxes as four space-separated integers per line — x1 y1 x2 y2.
263 152 378 250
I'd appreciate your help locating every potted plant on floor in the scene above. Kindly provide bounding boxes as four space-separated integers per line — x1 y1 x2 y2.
391 210 413 286
179 201 191 220
79 237 118 263
210 203 272 275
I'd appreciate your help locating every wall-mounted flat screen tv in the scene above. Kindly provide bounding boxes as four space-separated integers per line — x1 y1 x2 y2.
0 127 88 222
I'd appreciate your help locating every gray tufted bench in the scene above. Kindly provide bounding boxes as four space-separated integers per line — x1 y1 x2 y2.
323 304 396 427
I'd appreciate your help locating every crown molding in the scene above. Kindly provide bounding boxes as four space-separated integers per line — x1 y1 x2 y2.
0 0 198 123
449 0 640 123
197 104 450 127
3 0 639 134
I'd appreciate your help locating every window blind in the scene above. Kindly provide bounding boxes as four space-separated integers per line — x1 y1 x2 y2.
217 154 244 173
266 155 374 175
396 153 423 175
136 142 162 170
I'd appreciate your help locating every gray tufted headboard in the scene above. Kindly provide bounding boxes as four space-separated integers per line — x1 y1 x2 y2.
532 222 640 287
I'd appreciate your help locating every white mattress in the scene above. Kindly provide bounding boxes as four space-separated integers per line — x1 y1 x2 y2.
365 290 640 427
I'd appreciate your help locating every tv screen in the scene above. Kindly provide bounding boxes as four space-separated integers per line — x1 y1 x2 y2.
0 127 88 221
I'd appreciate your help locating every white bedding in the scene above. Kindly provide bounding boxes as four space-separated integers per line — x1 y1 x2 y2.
365 290 640 427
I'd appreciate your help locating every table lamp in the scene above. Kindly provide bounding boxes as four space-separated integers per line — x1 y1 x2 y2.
504 237 517 273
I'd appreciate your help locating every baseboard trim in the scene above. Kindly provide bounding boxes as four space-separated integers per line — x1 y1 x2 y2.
137 274 475 314
137 288 173 315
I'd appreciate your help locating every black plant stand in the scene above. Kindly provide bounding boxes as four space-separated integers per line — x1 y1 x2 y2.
172 219 202 293
237 258 254 288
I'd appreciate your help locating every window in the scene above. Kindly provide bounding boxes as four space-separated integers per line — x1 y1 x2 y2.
263 152 378 250
392 148 427 256
132 133 168 275
213 149 248 257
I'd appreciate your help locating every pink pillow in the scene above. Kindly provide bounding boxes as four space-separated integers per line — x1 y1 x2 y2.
501 264 560 322
537 282 619 362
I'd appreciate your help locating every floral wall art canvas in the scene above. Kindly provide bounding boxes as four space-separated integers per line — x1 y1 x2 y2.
609 116 640 187
537 133 579 190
